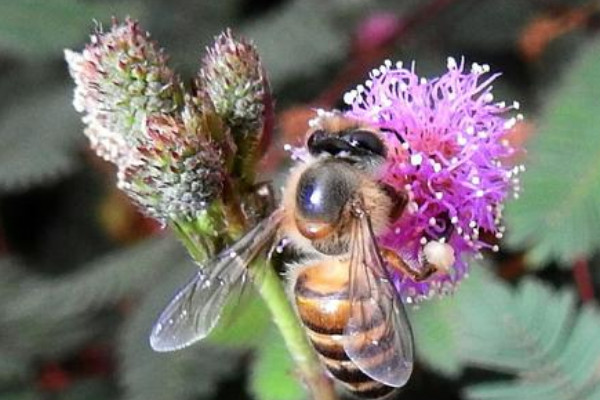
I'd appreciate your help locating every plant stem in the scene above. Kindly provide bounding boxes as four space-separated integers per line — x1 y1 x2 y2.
256 263 338 400
169 220 207 263
573 258 595 302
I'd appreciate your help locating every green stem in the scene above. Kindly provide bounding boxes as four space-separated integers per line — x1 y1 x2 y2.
256 264 338 400
169 219 210 263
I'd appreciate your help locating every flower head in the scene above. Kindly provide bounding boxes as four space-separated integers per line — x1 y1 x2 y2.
118 105 225 223
199 29 272 183
345 58 524 303
201 29 268 133
65 18 182 165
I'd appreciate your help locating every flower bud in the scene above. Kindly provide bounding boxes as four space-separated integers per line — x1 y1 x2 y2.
65 18 182 166
118 107 224 223
199 29 272 183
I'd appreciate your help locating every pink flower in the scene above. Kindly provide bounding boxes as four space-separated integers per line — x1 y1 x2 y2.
345 58 524 303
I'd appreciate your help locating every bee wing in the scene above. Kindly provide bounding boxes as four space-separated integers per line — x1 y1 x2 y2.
342 206 414 387
150 210 284 352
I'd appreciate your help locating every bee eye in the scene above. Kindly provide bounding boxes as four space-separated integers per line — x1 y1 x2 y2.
307 130 353 156
307 129 326 149
306 129 327 146
342 130 387 157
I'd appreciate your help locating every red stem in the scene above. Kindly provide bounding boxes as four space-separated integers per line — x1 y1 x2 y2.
573 258 595 302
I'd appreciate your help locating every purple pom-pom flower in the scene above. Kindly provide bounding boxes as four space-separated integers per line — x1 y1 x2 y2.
345 58 524 303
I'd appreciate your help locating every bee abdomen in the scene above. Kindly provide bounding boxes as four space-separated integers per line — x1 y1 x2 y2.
294 264 398 399
346 381 396 399
304 324 395 398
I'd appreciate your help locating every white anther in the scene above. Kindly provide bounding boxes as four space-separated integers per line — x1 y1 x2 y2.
447 57 457 69
410 154 423 166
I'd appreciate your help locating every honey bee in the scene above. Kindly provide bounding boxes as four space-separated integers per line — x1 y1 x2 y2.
150 111 443 399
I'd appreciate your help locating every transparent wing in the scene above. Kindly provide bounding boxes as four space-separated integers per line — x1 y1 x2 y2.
149 210 283 352
342 203 414 387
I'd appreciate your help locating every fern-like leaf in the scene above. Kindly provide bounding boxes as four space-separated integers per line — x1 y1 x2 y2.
458 269 600 400
0 258 103 381
504 38 600 267
0 88 80 191
3 236 183 322
410 297 463 378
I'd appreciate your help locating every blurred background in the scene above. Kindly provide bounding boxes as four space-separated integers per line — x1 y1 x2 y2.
1 1 600 399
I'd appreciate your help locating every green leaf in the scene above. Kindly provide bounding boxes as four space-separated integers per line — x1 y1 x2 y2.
0 0 146 58
504 38 600 267
241 0 348 89
457 269 600 400
208 291 271 349
0 86 81 191
410 297 462 378
250 326 306 400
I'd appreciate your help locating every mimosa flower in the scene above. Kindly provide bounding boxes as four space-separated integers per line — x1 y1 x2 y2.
345 58 524 303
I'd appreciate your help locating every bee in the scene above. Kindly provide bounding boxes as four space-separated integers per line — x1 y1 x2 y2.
150 111 443 399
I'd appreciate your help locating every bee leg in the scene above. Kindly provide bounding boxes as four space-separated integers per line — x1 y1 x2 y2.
380 247 437 282
380 184 408 221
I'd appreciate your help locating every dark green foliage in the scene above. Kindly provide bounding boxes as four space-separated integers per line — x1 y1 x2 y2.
250 326 306 400
411 297 462 378
0 0 145 57
409 268 600 400
241 0 349 89
0 258 102 382
119 260 243 400
505 39 600 267
0 87 81 191
3 236 184 321
459 270 600 400
435 1 535 51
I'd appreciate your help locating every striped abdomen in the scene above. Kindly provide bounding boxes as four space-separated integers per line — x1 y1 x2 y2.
294 259 397 399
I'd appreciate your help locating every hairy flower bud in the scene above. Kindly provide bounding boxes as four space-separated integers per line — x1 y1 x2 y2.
65 18 182 165
118 107 225 223
199 29 272 183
